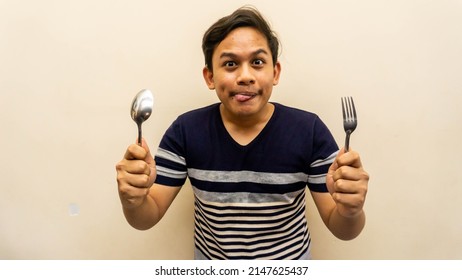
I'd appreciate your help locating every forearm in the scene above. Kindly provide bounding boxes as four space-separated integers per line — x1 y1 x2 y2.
327 207 366 240
123 195 161 231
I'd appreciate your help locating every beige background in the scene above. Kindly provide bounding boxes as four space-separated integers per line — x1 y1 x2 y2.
1 0 461 259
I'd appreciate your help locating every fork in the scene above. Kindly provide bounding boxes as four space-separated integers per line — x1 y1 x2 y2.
341 96 358 152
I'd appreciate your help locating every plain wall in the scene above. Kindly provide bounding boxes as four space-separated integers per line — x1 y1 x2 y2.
1 0 461 259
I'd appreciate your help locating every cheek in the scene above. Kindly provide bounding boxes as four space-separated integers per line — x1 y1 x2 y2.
214 74 234 89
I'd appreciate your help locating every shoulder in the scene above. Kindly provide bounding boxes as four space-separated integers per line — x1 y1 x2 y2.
272 102 320 124
163 103 220 141
272 102 335 144
159 103 221 156
175 103 220 124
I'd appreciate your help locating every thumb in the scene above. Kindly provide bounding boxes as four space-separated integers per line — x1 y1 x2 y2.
326 148 344 194
140 138 155 165
140 138 157 183
327 148 345 174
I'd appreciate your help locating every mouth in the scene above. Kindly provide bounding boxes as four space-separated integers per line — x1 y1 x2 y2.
230 92 258 102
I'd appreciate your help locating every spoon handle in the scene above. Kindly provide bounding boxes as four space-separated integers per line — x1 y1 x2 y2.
137 123 142 146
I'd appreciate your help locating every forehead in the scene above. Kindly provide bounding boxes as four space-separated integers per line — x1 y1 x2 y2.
213 27 270 58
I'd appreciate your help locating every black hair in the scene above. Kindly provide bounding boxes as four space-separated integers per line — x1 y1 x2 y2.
202 6 279 71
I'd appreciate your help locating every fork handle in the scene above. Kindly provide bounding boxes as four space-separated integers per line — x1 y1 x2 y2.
345 131 352 152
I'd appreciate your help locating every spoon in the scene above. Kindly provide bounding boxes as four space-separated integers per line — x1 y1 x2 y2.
130 89 154 145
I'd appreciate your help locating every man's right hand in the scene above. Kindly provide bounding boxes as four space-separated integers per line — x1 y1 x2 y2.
116 138 157 209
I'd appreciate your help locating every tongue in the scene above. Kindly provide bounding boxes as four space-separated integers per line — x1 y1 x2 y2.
234 94 253 102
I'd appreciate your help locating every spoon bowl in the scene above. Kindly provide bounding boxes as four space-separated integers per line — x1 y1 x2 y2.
130 89 154 145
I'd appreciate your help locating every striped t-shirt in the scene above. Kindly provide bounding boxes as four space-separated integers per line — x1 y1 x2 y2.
154 102 338 259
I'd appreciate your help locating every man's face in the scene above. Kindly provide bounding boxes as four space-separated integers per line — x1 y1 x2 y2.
203 27 281 121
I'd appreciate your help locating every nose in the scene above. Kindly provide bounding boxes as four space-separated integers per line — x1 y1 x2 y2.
237 64 255 85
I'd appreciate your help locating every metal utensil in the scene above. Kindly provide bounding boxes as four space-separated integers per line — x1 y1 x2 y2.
130 89 154 145
341 96 357 152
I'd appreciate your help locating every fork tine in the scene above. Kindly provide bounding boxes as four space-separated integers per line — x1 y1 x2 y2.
349 96 357 121
347 97 352 120
346 97 351 120
343 96 356 122
342 96 357 152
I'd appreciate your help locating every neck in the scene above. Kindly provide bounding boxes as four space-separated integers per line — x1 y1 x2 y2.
220 103 274 129
219 103 275 146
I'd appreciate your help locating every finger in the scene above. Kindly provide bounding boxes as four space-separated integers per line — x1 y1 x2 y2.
120 159 151 175
332 165 369 182
125 173 152 188
336 148 363 169
124 143 148 160
332 176 368 195
117 169 152 188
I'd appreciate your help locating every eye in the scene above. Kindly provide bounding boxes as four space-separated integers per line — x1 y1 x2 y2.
253 59 265 66
224 61 237 68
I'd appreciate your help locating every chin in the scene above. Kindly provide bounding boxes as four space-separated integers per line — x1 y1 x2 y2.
233 106 263 118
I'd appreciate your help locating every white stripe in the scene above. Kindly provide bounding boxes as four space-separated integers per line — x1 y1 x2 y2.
156 147 186 166
310 150 338 168
156 166 187 179
188 169 308 184
193 186 304 207
307 174 327 184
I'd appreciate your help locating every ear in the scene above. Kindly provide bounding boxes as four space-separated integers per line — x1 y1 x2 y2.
202 66 215 90
272 61 281 86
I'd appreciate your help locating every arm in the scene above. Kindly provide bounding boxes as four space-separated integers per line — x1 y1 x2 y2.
115 138 181 230
310 148 369 240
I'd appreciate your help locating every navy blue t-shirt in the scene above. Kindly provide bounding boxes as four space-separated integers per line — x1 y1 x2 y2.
155 102 338 259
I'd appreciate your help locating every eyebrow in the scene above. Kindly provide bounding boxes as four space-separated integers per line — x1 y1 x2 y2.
219 48 269 59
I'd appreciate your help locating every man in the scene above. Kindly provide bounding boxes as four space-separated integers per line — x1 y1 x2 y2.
116 6 369 259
